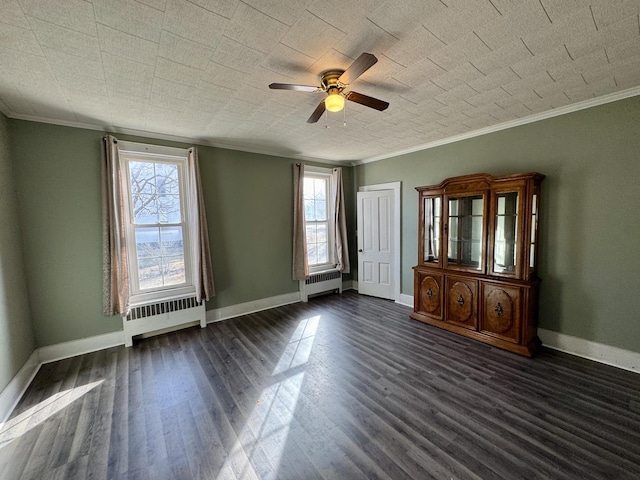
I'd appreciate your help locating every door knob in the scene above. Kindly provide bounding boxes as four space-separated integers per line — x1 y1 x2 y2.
358 249 363 252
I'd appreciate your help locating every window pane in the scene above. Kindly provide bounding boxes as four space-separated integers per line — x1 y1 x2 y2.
314 178 326 201
138 257 162 290
129 161 155 194
304 199 316 221
132 194 158 224
162 255 186 286
158 194 181 223
316 242 328 264
303 178 315 199
316 223 327 243
135 227 160 259
135 226 185 290
130 160 182 224
160 226 183 256
307 243 318 265
306 224 317 243
156 163 179 193
315 199 327 221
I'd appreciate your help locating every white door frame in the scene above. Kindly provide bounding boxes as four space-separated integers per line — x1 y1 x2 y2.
358 182 401 303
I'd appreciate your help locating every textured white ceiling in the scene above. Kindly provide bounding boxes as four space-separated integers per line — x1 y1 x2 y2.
1 0 639 162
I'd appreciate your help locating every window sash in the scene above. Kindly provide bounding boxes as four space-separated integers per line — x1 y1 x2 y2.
306 219 330 268
303 169 335 272
121 152 195 302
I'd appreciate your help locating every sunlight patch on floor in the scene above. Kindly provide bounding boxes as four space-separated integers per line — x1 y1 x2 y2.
217 315 320 479
0 380 104 449
272 315 320 375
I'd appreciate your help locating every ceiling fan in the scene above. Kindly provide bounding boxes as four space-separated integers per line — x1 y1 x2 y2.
269 53 390 123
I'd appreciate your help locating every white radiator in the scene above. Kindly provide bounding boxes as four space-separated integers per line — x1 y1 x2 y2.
300 270 342 302
123 296 206 347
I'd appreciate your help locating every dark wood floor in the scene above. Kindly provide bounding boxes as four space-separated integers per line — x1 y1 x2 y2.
1 291 640 479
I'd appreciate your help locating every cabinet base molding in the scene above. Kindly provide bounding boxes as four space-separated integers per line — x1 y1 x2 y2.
410 311 541 357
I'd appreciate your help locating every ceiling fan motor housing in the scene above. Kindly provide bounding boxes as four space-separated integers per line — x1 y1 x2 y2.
321 70 346 90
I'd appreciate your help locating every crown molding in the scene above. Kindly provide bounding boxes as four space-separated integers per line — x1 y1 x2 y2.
6 113 350 166
5 85 640 168
0 99 11 119
352 86 640 166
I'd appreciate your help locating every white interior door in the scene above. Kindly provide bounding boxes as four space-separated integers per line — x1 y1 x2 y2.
357 190 394 299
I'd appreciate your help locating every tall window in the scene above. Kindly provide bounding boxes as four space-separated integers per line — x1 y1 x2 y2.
120 146 195 303
303 168 334 271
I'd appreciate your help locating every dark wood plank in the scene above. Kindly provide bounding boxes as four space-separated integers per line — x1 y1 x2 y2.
2 291 640 479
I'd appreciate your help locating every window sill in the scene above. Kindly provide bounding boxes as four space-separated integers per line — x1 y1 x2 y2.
308 266 339 275
129 286 197 307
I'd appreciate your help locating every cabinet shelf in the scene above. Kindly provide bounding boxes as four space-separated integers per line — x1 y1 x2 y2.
412 172 544 357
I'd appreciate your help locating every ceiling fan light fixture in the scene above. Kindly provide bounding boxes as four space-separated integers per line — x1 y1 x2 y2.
325 90 345 112
268 53 388 123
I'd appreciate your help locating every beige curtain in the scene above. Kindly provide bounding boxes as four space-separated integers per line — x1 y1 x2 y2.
102 135 129 316
187 147 215 302
292 162 309 280
332 167 350 273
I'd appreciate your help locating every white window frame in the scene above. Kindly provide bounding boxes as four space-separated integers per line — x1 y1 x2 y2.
119 141 196 305
304 165 336 273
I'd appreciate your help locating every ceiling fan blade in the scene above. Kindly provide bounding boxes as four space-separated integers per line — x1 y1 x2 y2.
346 91 389 111
307 100 326 123
269 83 319 92
339 53 378 85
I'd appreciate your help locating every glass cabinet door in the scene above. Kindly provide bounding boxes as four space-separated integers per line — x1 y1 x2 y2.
493 191 519 274
446 195 484 271
423 196 441 265
529 189 540 275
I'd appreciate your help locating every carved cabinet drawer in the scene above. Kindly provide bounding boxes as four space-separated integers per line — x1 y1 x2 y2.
480 282 521 343
445 276 478 330
415 270 443 320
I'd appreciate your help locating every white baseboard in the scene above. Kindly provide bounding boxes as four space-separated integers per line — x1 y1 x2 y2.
0 350 41 425
538 329 640 374
207 292 301 323
1 292 305 424
342 280 356 291
5 293 635 425
397 293 414 308
38 331 125 365
394 293 639 373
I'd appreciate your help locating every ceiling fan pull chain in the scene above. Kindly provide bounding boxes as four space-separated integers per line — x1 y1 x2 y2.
324 107 329 128
343 99 347 127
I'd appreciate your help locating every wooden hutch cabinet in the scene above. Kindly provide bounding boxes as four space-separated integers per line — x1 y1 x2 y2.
411 172 544 356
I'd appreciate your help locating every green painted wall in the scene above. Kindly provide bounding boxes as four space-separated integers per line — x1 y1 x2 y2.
10 122 121 346
197 146 298 308
0 114 35 393
355 96 640 353
7 96 637 354
9 120 356 347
